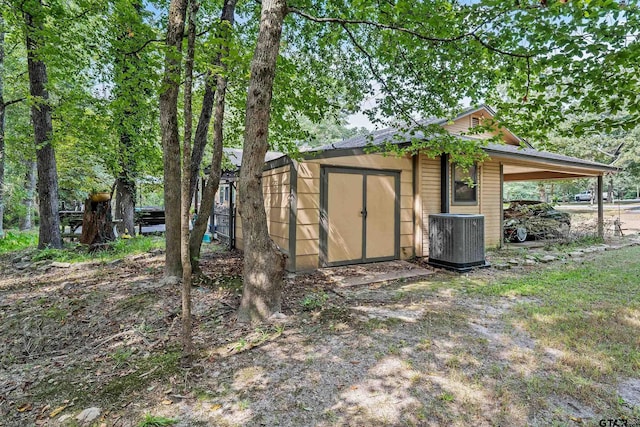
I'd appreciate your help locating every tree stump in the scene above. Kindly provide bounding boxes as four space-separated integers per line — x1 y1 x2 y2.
80 198 116 246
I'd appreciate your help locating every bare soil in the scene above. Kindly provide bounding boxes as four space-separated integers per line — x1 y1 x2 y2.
1 230 639 426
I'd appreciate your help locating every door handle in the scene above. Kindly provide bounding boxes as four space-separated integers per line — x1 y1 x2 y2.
360 209 367 218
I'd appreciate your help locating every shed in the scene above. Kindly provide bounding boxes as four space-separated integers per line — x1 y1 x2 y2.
234 106 617 271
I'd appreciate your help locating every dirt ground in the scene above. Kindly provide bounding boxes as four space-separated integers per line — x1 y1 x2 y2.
1 217 639 426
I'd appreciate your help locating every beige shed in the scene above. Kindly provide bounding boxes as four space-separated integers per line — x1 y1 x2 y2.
234 106 617 272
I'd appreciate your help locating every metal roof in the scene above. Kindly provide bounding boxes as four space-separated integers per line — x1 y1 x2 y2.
224 147 284 169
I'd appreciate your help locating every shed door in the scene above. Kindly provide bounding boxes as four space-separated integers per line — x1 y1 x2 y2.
322 167 399 266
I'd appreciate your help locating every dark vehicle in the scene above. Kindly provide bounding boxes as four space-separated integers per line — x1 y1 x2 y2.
504 200 571 242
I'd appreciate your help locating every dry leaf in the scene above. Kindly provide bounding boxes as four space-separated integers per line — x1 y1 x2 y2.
161 400 173 405
17 403 32 412
49 405 67 418
211 404 222 411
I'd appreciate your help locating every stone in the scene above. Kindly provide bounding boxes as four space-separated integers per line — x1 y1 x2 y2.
107 259 123 266
76 407 101 424
493 263 510 270
51 261 71 268
524 259 537 266
539 255 557 263
14 262 31 270
568 251 583 257
508 259 520 265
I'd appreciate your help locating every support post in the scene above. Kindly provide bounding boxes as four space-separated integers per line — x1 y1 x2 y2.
440 154 450 213
597 175 604 238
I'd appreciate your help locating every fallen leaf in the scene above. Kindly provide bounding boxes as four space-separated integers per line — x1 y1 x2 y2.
161 400 173 405
17 403 32 412
569 417 583 423
211 404 222 411
49 405 67 418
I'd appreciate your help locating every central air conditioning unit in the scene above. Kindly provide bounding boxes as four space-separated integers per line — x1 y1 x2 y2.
428 214 489 272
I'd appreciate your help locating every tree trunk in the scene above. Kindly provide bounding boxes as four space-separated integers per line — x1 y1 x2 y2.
237 0 288 323
0 18 5 237
180 0 198 364
159 0 188 280
112 2 145 238
189 0 238 270
25 6 62 249
115 170 136 236
20 160 36 230
188 0 238 202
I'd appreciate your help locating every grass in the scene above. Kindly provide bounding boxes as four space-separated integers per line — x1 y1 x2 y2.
0 229 165 263
465 247 640 411
0 230 38 253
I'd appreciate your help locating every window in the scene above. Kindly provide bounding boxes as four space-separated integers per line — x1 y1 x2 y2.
452 164 477 204
471 117 480 127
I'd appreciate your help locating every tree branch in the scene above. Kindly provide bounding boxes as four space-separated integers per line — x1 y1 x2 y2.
289 7 469 43
340 24 417 127
3 97 25 107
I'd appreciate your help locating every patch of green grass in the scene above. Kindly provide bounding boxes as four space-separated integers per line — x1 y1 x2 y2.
0 230 38 253
27 236 164 264
139 414 178 427
469 246 640 408
300 292 329 311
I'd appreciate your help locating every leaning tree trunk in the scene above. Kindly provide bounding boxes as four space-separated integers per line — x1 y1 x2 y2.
25 7 61 249
237 0 288 323
189 0 238 270
20 160 36 230
159 0 188 280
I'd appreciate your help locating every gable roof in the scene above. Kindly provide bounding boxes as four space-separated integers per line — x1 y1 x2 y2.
314 105 528 152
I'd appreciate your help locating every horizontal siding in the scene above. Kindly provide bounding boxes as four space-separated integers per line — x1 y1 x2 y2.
480 160 502 247
420 156 441 256
420 155 504 255
234 164 290 253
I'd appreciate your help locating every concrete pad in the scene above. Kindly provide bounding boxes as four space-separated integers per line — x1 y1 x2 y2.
318 260 433 288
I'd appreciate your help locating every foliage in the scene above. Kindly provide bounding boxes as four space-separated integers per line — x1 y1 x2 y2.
138 414 178 427
300 292 329 311
0 230 38 253
0 231 164 262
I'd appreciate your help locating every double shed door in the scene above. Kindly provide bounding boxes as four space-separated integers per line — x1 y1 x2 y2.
320 167 400 266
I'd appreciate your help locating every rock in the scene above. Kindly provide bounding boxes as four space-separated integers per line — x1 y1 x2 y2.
507 259 520 265
107 259 123 266
51 261 71 268
524 259 537 266
270 312 287 320
37 265 51 272
14 262 31 270
539 255 557 263
58 414 73 423
149 249 164 256
568 251 583 257
76 407 101 424
493 263 510 270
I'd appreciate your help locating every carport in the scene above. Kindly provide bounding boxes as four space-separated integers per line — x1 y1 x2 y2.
485 143 619 238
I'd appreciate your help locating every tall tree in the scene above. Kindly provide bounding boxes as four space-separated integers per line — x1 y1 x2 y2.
0 14 6 237
110 0 157 236
180 0 198 362
189 0 238 269
237 0 288 322
159 0 188 280
24 0 61 249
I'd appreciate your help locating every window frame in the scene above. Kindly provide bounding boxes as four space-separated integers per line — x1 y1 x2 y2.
451 163 478 205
